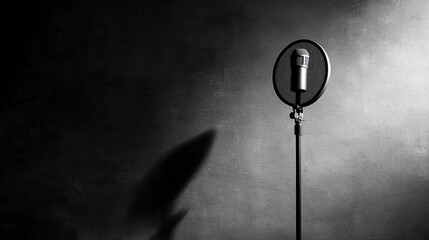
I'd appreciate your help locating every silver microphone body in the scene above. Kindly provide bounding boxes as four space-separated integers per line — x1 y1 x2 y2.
290 48 309 92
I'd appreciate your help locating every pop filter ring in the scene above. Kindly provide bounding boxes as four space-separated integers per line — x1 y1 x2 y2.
273 39 331 107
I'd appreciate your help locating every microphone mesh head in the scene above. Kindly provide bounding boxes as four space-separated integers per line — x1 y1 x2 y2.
293 48 309 67
294 48 309 57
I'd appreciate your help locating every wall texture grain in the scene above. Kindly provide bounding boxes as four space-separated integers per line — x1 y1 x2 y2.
1 0 428 239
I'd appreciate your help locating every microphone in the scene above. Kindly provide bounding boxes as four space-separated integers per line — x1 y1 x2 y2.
290 48 309 92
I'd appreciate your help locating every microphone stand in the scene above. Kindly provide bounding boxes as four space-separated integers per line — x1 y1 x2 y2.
290 93 303 240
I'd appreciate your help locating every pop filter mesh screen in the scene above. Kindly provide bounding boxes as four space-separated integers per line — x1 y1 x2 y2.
274 42 328 107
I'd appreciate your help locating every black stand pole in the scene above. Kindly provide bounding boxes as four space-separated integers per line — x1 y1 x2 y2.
291 92 303 240
295 121 301 240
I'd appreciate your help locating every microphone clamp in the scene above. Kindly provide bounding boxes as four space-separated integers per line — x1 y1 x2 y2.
290 106 304 123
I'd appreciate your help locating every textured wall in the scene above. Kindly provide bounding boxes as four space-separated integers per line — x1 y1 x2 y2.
2 0 428 239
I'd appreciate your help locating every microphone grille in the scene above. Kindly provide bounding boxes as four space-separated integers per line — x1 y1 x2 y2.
293 48 309 67
294 48 309 57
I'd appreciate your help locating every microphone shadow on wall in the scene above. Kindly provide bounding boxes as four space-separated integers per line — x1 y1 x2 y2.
129 129 216 240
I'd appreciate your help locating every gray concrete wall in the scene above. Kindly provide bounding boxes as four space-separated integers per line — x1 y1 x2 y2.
2 0 428 239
